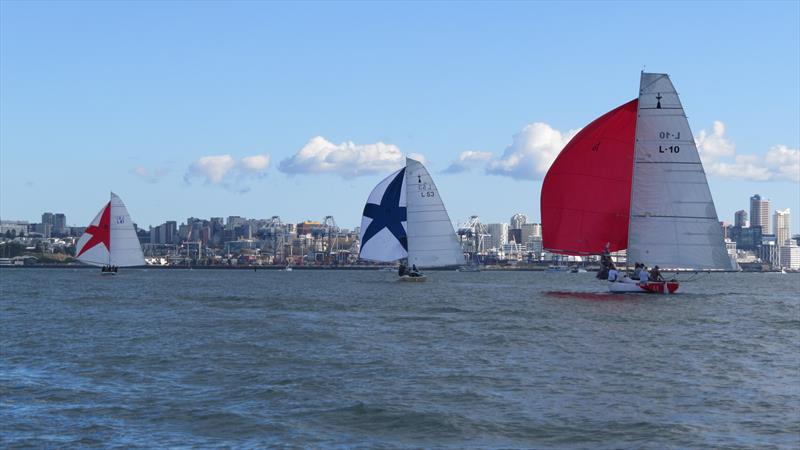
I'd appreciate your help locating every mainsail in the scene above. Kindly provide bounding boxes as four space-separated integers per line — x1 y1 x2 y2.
628 73 733 270
541 100 638 255
359 158 463 268
75 192 145 267
405 158 463 268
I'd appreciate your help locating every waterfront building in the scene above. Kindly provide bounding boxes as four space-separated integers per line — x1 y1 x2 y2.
774 209 791 246
759 234 778 267
0 220 29 236
485 223 509 250
779 242 800 269
734 210 748 228
521 223 542 246
750 194 770 231
730 225 762 251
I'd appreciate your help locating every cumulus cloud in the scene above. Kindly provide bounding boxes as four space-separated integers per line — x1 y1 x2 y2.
278 136 410 178
130 166 170 183
443 150 493 174
485 122 580 180
184 153 271 189
695 121 736 162
695 121 799 182
240 154 271 173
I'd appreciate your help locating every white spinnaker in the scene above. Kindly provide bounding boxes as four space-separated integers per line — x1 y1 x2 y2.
405 158 463 268
358 168 408 262
75 202 111 267
109 193 145 267
628 73 734 270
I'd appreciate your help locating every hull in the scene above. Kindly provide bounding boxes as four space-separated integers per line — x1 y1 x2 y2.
399 275 426 282
609 281 679 294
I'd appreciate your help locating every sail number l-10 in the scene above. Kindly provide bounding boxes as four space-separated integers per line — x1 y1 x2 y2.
658 145 680 153
659 131 681 139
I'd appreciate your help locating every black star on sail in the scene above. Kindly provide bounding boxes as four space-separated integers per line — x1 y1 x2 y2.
360 168 408 251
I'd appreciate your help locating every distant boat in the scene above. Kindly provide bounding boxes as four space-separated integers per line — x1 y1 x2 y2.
358 157 463 281
75 192 145 273
541 72 735 294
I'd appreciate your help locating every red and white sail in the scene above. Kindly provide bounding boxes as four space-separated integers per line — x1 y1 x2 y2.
541 72 733 270
75 192 145 267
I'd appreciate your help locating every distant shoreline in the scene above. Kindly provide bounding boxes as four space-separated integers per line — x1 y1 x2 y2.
0 264 780 273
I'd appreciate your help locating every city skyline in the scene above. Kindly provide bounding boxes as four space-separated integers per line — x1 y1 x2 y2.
1 2 798 231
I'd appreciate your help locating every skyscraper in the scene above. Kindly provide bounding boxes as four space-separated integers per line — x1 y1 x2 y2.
485 223 509 250
774 209 791 246
750 194 770 231
734 210 748 228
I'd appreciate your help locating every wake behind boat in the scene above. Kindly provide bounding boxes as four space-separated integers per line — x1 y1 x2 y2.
75 192 145 273
358 158 463 281
541 72 735 294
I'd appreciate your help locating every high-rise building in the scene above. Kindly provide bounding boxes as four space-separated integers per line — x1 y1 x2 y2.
485 223 509 250
734 210 748 228
521 223 542 245
779 242 800 269
774 209 791 246
750 194 770 231
41 212 54 227
510 213 528 230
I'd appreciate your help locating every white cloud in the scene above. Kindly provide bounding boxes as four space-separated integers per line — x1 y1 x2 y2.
185 153 271 188
278 136 408 178
187 155 236 184
765 145 800 182
130 166 170 183
695 121 799 182
240 154 271 173
485 122 580 180
443 150 493 174
695 120 735 162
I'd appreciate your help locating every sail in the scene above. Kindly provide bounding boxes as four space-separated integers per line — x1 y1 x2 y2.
541 100 638 255
75 201 112 267
75 193 145 267
628 73 733 270
109 193 146 267
358 168 408 262
405 158 463 267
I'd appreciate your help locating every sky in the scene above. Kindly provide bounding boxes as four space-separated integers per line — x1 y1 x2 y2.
1 1 798 232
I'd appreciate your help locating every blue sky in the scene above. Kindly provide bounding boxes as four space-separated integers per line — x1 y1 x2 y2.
1 1 798 231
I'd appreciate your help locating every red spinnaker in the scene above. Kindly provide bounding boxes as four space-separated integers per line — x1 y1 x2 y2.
541 99 637 255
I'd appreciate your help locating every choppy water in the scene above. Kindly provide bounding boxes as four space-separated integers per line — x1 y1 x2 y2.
1 268 798 448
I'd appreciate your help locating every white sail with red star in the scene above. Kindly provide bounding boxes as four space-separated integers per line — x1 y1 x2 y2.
75 192 145 267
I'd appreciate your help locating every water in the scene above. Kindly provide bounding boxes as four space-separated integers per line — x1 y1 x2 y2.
1 268 798 448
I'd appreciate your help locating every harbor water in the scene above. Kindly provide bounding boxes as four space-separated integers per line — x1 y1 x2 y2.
1 268 798 448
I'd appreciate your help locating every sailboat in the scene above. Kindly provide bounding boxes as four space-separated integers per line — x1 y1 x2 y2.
75 192 145 273
358 157 463 281
541 72 735 294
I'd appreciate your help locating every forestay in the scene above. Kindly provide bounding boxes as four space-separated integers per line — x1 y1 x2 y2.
405 158 463 268
628 73 734 270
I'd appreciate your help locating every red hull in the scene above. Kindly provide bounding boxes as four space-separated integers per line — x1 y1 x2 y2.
642 281 680 294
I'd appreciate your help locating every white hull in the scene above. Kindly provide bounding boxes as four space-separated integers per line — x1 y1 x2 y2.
399 275 426 282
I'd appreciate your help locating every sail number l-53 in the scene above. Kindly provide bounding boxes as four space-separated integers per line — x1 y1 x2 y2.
659 131 681 139
658 145 680 153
